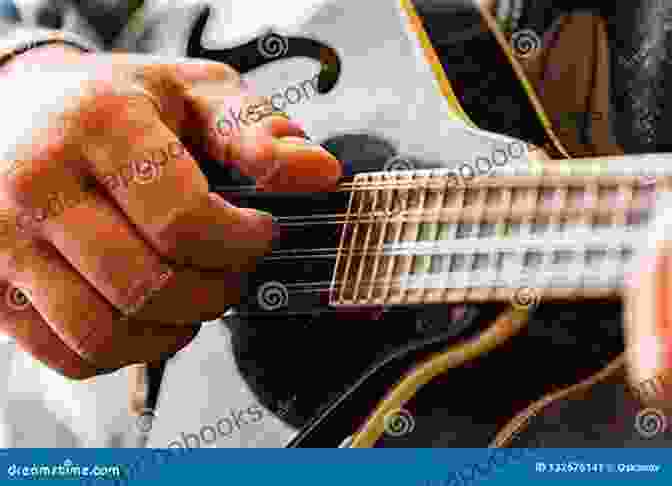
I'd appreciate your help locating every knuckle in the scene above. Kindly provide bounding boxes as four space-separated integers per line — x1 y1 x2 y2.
77 95 134 140
151 194 210 259
136 65 183 100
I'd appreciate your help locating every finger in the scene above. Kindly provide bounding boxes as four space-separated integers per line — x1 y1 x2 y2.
1 240 198 371
0 154 179 319
99 55 245 133
0 282 99 379
30 174 252 322
253 135 343 192
254 112 307 139
79 106 274 269
625 207 672 406
33 176 176 317
188 91 306 152
210 127 341 192
182 89 340 192
127 264 246 324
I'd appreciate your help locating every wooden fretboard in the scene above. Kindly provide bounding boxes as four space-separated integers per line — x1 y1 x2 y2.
330 155 672 306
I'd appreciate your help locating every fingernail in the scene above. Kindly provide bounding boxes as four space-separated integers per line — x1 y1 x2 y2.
239 208 277 251
240 208 274 228
177 60 218 80
286 119 308 136
208 192 236 209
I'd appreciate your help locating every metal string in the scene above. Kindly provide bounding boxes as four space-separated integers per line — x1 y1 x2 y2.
249 247 633 296
215 173 651 300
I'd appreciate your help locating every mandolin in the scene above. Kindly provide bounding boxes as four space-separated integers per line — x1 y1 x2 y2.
223 153 672 447
146 0 653 448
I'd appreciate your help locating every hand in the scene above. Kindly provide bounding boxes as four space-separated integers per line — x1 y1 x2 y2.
0 46 341 379
624 201 672 409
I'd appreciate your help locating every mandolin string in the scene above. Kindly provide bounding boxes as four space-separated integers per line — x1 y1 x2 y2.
242 259 633 302
238 274 625 302
248 244 634 296
258 213 650 257
249 215 640 294
215 186 658 227
221 174 655 299
215 194 656 228
213 169 663 194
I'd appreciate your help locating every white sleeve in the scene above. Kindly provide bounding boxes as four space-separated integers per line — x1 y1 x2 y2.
1 343 143 448
0 338 15 447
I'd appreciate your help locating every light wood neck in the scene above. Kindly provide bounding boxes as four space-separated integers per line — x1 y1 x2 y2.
330 155 672 307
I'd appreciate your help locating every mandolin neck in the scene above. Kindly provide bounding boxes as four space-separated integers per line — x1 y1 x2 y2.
330 155 672 307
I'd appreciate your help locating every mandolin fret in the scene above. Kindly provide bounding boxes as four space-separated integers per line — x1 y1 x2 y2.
366 173 394 302
387 173 414 303
332 172 360 303
351 174 379 301
396 172 430 304
330 163 671 306
374 175 403 302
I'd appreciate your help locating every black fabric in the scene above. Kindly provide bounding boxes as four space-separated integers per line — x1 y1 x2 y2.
413 0 551 147
604 0 672 153
415 0 672 155
67 0 144 48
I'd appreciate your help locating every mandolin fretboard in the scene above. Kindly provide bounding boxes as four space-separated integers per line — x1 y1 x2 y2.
330 158 672 306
